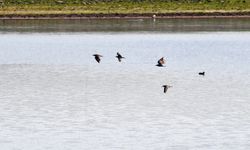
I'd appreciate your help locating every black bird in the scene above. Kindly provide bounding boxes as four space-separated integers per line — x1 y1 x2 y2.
162 85 172 93
116 52 125 62
156 57 165 67
199 72 205 76
93 54 103 63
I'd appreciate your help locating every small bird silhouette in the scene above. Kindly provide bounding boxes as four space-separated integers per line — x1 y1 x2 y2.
162 85 172 93
93 54 103 63
116 52 125 62
199 72 205 76
156 57 166 67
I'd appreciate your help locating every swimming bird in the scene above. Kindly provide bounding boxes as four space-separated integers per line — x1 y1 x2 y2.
162 85 172 93
156 57 165 67
93 54 103 63
199 72 205 76
116 52 125 62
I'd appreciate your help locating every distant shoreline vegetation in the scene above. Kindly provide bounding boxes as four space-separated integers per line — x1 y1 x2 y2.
0 0 250 18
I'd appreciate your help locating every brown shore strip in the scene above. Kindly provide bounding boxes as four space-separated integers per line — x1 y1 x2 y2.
0 12 250 19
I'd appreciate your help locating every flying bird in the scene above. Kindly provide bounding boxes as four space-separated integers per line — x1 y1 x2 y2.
198 72 205 76
116 52 125 62
162 85 172 93
156 57 166 67
93 54 103 63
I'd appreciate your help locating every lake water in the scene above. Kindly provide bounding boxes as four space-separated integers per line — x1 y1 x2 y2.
0 18 250 150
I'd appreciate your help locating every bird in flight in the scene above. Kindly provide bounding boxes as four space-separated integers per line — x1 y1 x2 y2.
116 52 125 62
93 54 103 63
156 57 166 67
198 72 205 76
162 85 172 93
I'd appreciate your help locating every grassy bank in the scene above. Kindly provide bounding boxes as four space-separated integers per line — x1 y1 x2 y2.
0 0 250 17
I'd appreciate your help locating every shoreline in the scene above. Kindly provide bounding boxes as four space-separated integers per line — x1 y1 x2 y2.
1 12 250 19
0 0 249 19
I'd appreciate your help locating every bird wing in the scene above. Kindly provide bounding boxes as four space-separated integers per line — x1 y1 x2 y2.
93 54 103 57
164 87 168 93
158 57 165 65
95 56 101 63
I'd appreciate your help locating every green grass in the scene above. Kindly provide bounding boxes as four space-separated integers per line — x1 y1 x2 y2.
0 0 250 16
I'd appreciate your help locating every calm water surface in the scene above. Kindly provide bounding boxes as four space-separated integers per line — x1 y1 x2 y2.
0 19 250 150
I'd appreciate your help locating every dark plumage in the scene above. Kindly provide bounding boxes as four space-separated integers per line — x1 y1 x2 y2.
156 57 165 67
162 85 172 93
199 72 205 76
93 54 103 63
116 52 125 62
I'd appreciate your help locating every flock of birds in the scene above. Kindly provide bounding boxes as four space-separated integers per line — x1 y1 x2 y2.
93 52 205 93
